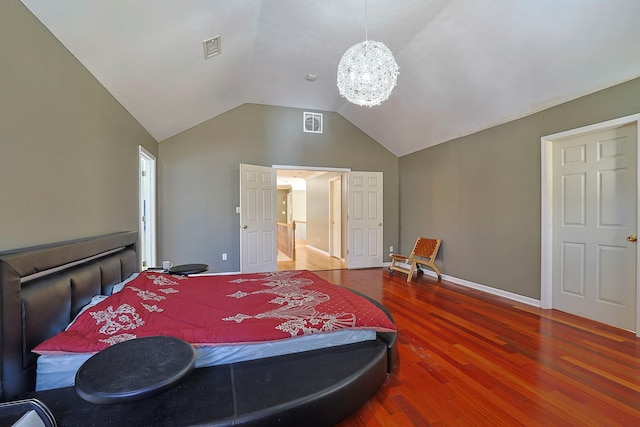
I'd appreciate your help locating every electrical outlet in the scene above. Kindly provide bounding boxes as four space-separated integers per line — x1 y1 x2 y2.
222 253 227 261
390 245 394 253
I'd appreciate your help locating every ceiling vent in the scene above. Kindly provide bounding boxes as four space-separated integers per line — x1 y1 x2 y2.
202 35 221 59
303 112 323 134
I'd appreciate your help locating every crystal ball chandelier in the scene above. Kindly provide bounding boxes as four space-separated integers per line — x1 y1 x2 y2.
337 39 399 107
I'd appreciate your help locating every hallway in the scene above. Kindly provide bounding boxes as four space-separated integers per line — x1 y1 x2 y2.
277 246 345 271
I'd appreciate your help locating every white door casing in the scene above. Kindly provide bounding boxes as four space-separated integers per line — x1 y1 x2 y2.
240 163 277 273
542 114 640 336
330 176 342 259
348 171 383 269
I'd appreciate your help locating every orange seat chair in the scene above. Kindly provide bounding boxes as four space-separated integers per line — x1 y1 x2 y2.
388 237 442 282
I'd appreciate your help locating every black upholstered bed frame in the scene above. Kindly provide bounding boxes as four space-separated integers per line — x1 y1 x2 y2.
0 232 397 426
0 232 138 401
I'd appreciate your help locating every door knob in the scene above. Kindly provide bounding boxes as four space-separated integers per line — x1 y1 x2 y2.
243 225 248 229
627 234 637 242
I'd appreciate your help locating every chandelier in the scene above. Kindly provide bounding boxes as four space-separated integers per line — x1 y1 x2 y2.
336 1 399 107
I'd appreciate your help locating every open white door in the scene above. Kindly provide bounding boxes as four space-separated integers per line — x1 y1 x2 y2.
348 171 383 268
240 163 277 273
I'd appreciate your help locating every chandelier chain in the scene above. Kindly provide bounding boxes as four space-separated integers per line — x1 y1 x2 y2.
365 0 368 41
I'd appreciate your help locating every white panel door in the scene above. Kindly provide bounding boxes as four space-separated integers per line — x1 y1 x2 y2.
348 172 383 269
552 125 637 330
240 163 277 273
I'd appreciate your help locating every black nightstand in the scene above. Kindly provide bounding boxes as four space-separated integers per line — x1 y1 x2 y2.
168 263 208 275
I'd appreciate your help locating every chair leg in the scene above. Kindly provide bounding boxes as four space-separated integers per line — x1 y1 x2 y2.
428 262 442 279
406 262 416 282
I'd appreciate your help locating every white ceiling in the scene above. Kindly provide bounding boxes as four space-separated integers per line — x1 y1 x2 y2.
20 0 640 157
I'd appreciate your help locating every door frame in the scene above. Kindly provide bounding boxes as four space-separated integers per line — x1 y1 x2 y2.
540 113 640 336
138 145 157 270
329 176 342 260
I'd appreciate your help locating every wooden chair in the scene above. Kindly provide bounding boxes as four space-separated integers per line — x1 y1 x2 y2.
388 237 442 282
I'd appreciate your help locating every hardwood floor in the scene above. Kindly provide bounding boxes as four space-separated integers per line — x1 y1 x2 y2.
310 268 640 427
277 245 345 271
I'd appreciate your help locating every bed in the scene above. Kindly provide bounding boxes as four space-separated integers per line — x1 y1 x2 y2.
0 232 397 426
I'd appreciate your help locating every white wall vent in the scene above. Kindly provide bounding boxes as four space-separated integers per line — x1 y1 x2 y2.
303 112 323 134
203 35 221 59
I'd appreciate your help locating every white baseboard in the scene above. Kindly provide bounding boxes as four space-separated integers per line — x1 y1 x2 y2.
198 264 541 309
382 263 540 308
305 245 330 257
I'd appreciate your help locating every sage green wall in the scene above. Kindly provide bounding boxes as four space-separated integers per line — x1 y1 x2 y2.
400 78 640 299
158 103 398 272
0 1 158 251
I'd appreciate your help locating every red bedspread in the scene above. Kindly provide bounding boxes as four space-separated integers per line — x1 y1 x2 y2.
34 270 396 355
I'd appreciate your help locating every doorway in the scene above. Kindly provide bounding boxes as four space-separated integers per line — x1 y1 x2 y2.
276 167 346 271
541 114 640 335
139 146 157 270
240 164 384 272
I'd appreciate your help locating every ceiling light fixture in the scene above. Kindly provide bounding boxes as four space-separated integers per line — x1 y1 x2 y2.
336 0 399 107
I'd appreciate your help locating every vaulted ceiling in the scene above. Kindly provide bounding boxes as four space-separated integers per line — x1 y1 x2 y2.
20 0 640 157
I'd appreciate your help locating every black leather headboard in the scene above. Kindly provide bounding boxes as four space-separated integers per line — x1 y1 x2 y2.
0 232 138 401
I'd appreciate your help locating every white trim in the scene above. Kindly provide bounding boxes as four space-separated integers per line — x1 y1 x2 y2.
273 165 351 173
541 113 640 336
305 244 330 257
329 175 342 260
540 135 554 309
385 267 541 307
420 270 541 307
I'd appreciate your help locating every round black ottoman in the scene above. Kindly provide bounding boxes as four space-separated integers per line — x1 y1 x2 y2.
75 336 196 404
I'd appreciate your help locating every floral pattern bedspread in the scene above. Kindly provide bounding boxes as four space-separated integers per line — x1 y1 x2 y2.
34 270 396 354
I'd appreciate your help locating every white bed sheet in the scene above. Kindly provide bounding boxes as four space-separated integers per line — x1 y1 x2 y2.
36 329 376 391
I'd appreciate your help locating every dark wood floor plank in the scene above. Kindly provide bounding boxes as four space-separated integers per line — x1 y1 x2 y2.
309 268 640 427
